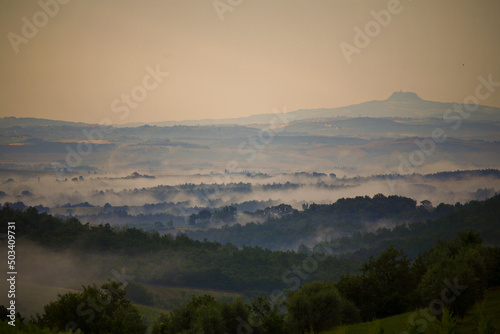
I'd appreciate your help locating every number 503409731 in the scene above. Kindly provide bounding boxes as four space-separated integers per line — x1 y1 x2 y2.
7 222 15 268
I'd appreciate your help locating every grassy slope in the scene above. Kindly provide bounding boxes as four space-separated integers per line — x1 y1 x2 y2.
322 288 500 334
457 287 500 333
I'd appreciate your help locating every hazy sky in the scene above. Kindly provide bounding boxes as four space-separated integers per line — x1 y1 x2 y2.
1 0 499 124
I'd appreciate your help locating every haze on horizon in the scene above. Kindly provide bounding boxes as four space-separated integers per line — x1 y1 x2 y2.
0 0 499 125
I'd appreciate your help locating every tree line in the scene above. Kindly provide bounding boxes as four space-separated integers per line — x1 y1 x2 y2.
2 231 498 333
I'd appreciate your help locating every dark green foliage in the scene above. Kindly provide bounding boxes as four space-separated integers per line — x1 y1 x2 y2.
318 194 500 260
472 300 496 334
187 194 433 250
249 204 295 220
337 245 414 320
1 195 499 333
285 281 360 334
152 295 251 334
189 208 212 225
35 281 146 334
250 296 286 334
189 206 238 226
337 231 498 323
341 298 362 325
213 205 237 222
0 305 7 321
0 305 24 325
484 246 500 287
433 308 457 334
417 231 487 318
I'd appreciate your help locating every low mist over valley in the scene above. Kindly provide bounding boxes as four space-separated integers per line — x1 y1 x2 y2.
1 0 500 331
1 93 500 240
2 85 500 334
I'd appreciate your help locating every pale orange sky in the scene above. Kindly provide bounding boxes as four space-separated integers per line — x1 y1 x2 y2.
0 0 499 124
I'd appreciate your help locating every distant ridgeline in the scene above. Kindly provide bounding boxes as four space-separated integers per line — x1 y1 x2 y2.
386 91 423 102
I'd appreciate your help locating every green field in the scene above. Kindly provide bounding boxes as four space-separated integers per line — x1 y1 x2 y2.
322 288 500 334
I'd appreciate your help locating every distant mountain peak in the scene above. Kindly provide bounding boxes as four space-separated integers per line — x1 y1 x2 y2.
387 91 423 102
